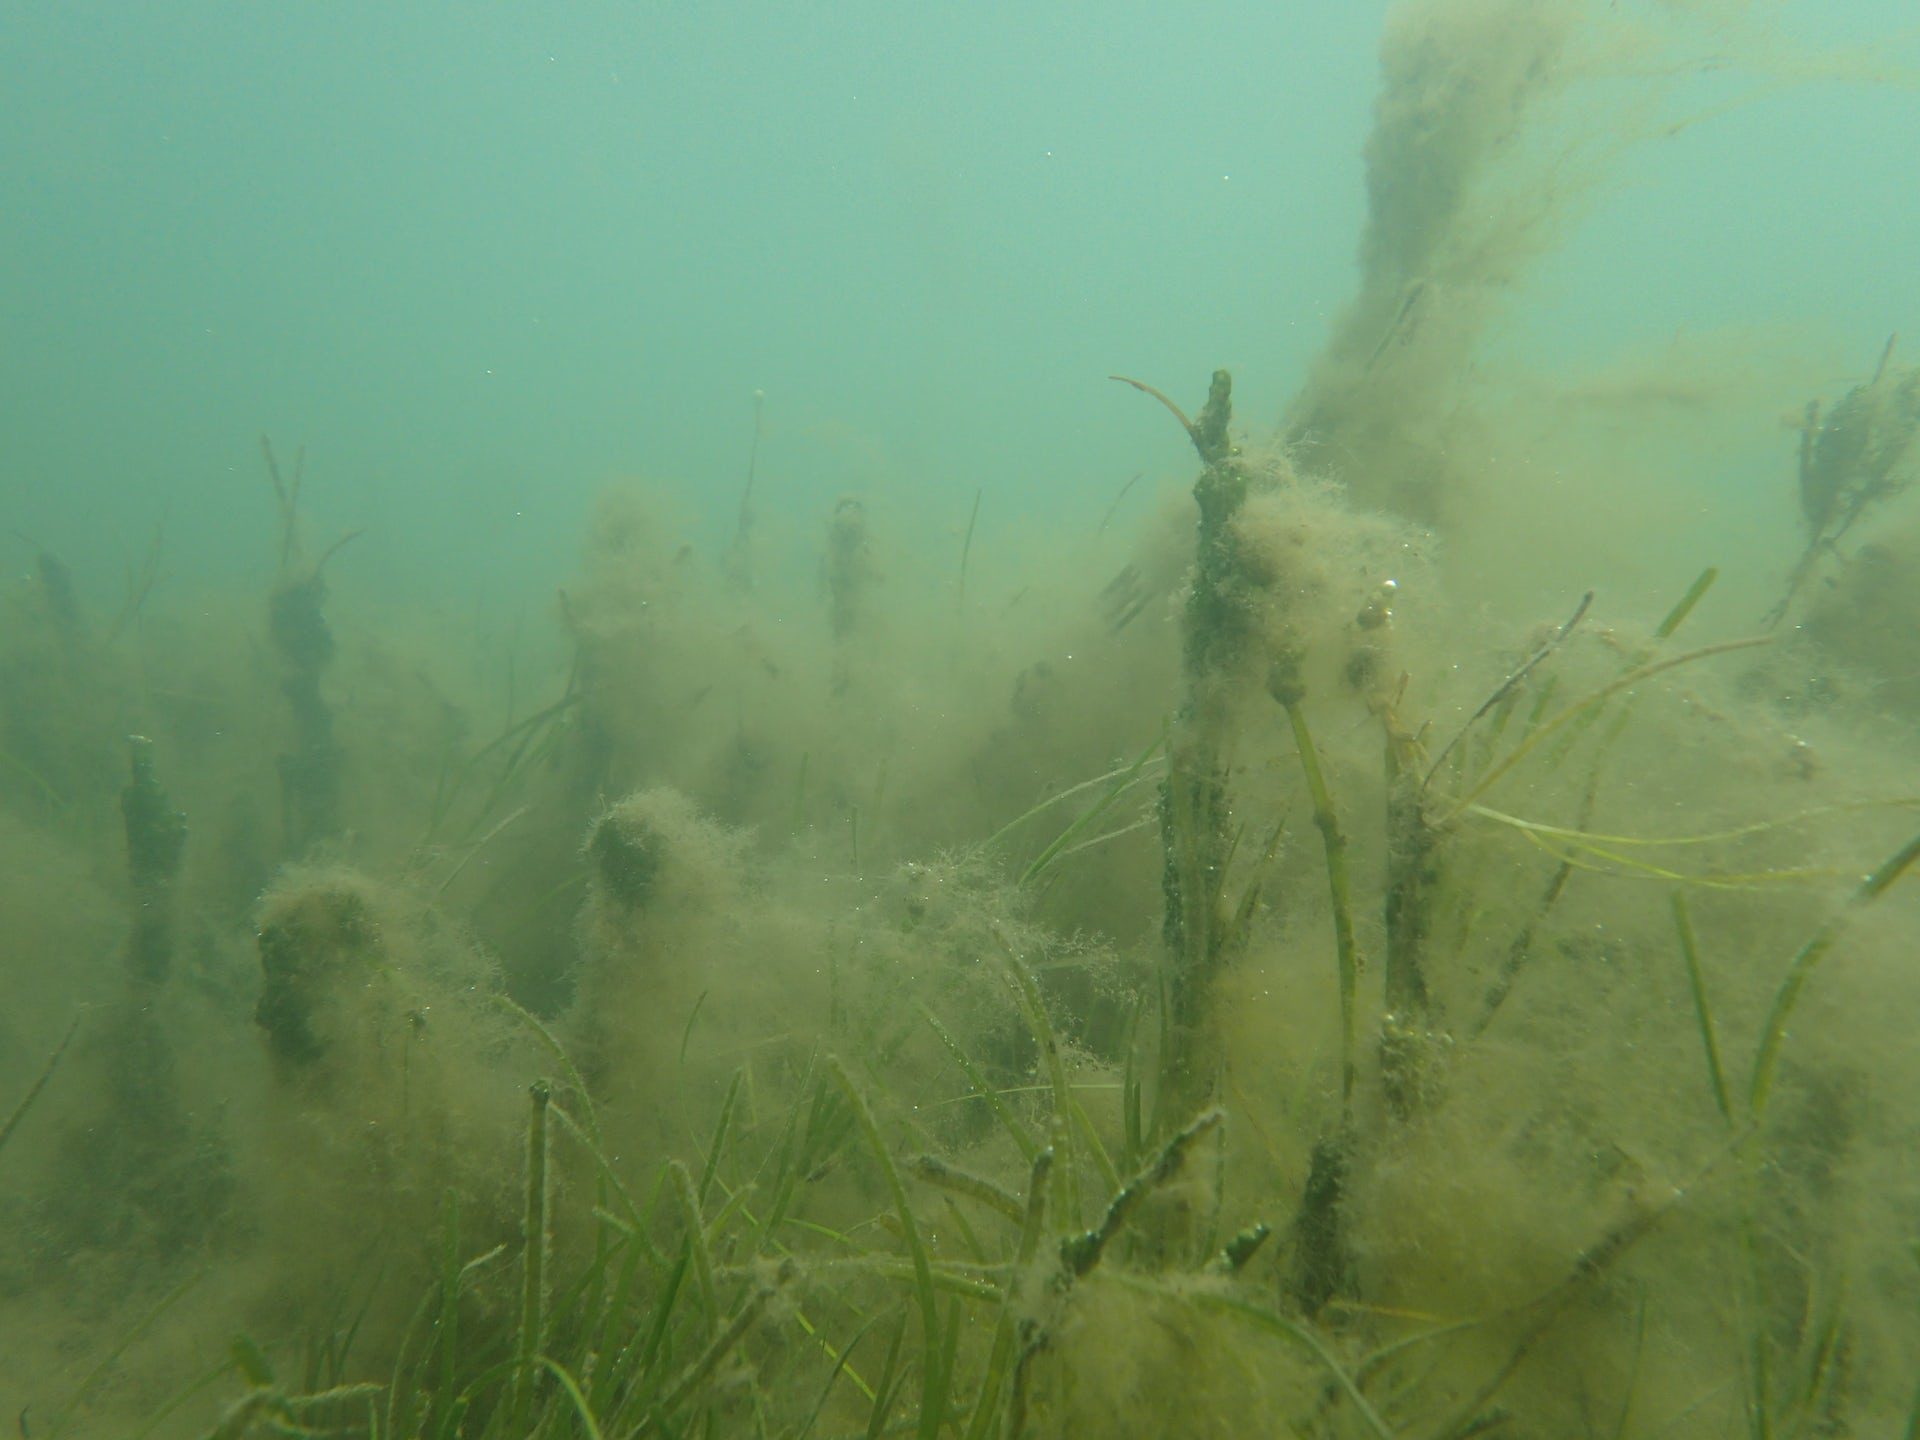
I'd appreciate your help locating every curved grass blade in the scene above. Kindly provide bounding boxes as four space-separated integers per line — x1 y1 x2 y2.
828 1056 946 1440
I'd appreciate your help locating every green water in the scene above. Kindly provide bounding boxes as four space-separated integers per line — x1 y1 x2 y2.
4 4 1920 1436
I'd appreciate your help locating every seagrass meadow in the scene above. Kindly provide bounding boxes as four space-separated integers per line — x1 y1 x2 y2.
5 2 1920 1437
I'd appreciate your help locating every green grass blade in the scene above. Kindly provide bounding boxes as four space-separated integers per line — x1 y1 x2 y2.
795 1314 879 1440
1609 1290 1649 1440
978 746 1160 857
669 1159 719 1337
1144 1281 1396 1440
1018 734 1162 887
511 1081 552 1433
589 1232 648 1415
534 1357 605 1440
1655 566 1719 640
638 1282 778 1435
548 1104 657 1263
1750 828 1920 1116
922 1007 1038 1162
864 1312 909 1440
49 1272 199 1439
997 935 1080 1226
129 1359 234 1440
963 1148 1052 1440
1670 892 1732 1126
828 1056 946 1440
426 1190 462 1440
1442 637 1771 820
698 1069 744 1209
1069 1098 1121 1198
494 996 604 1147
755 1069 808 1239
0 1013 80 1159
636 1242 692 1380
1283 700 1357 1107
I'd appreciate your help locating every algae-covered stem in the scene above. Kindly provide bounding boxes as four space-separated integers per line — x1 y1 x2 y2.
113 735 187 1103
1386 589 1592 1110
512 1079 553 1431
1378 714 1437 1118
725 388 766 593
1265 662 1361 1317
1111 379 1367 1366
122 734 187 987
261 436 359 856
1116 369 1366 1312
1113 370 1243 1121
1267 665 1358 1111
51 733 234 1258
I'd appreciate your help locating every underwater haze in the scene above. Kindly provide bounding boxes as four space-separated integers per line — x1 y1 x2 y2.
5 2 1920 1437
4 0 1381 605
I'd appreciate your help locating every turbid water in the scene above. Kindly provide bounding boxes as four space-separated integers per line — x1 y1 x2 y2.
4 3 1920 1436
